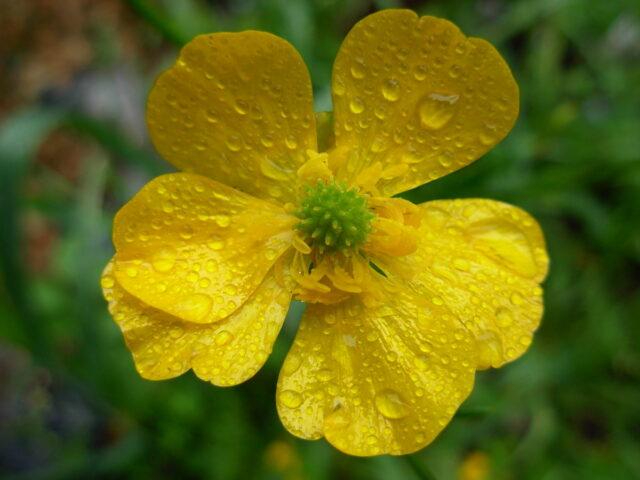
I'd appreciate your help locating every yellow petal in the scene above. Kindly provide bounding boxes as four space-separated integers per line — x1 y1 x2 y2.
101 257 293 386
147 31 316 202
277 281 477 456
112 173 295 324
381 199 549 369
330 10 519 195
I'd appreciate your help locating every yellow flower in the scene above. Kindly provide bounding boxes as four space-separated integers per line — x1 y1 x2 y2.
101 9 549 456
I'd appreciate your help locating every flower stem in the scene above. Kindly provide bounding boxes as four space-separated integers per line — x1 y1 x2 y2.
403 454 437 480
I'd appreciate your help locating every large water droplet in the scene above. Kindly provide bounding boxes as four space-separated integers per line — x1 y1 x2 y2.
234 99 249 115
152 248 176 273
179 293 213 323
279 389 303 408
453 258 470 271
214 330 233 346
213 215 231 228
381 79 400 102
510 292 524 305
418 93 459 130
260 157 290 181
350 60 366 79
225 135 242 152
349 97 365 114
495 307 514 327
374 389 410 419
285 135 298 150
282 354 302 375
476 331 503 369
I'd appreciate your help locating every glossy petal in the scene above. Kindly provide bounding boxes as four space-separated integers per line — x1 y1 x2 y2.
381 199 549 369
102 258 294 386
112 173 295 324
147 31 316 202
277 280 477 456
331 10 519 195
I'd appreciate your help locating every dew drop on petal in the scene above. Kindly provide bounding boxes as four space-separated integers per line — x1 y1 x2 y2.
418 93 459 130
214 330 233 346
495 307 514 327
179 293 213 322
381 79 400 102
285 135 298 149
350 59 366 79
279 389 303 408
374 389 410 419
260 157 290 181
151 247 176 273
225 135 242 152
349 97 365 114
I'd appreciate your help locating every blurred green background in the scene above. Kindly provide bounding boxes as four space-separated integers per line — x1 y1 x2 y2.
1 0 639 479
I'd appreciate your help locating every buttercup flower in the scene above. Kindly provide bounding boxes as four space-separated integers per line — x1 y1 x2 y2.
101 9 549 456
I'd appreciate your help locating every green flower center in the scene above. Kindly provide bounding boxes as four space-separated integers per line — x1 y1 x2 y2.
295 181 374 252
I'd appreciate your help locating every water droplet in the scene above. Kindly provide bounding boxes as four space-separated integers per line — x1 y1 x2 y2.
260 157 290 181
479 132 495 145
282 354 302 375
250 105 263 121
156 243 178 265
260 134 274 148
234 99 248 115
279 389 303 408
208 240 224 250
170 327 184 339
125 266 138 278
413 64 427 81
225 135 242 152
350 59 366 79
374 389 410 419
317 369 332 382
476 331 503 369
285 135 298 149
510 292 524 305
418 93 459 130
101 275 115 288
179 293 212 322
381 79 400 102
349 97 365 114
205 109 218 123
437 150 454 168
264 248 278 260
370 137 387 153
495 307 514 327
213 215 231 227
333 77 346 96
453 258 470 271
413 355 429 371
214 330 233 346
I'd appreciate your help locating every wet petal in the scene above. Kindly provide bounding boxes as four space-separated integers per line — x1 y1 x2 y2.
331 10 518 195
112 173 295 324
147 31 316 202
102 258 293 386
277 280 477 456
382 199 549 369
